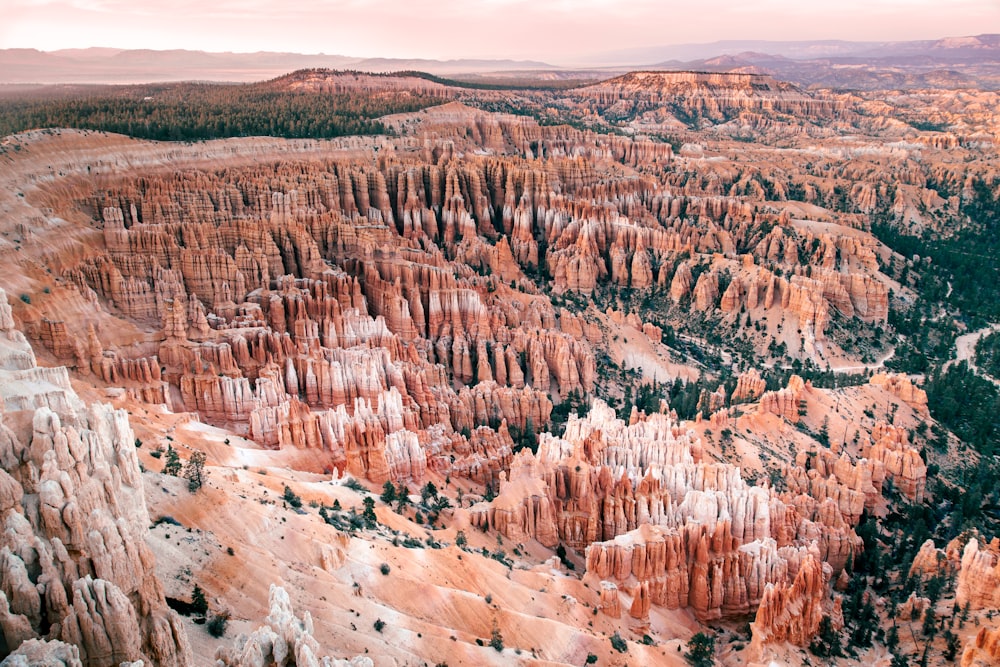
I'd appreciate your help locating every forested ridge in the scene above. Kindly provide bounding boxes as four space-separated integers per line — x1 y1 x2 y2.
0 79 445 141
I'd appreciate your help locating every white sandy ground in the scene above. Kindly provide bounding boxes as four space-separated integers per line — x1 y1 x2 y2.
944 322 1000 385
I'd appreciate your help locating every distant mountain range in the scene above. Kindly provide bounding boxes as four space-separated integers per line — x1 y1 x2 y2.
590 34 1000 65
0 48 554 84
649 35 1000 90
2 35 999 89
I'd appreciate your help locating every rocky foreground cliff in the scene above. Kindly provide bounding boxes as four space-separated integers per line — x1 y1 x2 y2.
0 287 190 665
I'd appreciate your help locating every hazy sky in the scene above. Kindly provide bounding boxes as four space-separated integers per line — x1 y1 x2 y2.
2 0 998 63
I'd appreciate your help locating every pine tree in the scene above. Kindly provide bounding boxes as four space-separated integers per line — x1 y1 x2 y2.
943 629 960 660
191 584 208 615
922 607 938 639
184 450 206 492
890 652 910 667
380 481 397 504
817 416 830 446
886 625 899 651
163 445 182 476
809 616 842 657
420 481 438 504
362 496 378 529
685 632 715 667
395 483 410 512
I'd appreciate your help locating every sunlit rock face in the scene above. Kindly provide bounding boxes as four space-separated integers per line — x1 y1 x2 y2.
0 288 191 666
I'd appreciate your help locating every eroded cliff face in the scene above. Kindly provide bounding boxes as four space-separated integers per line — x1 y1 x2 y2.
957 537 1000 610
962 623 1000 667
0 288 190 665
38 138 626 484
465 397 868 644
0 84 978 666
748 552 843 661
20 106 895 424
575 72 845 124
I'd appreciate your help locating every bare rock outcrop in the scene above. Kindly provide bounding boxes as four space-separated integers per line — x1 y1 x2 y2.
759 375 805 423
863 422 926 502
962 623 1000 667
467 397 866 624
470 450 559 547
0 289 191 666
869 373 929 415
957 537 1000 610
732 368 766 403
576 72 842 121
748 552 842 660
215 584 374 667
909 539 946 581
598 581 622 618
0 638 83 667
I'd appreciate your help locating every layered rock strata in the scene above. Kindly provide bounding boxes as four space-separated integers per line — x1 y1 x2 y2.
23 110 895 493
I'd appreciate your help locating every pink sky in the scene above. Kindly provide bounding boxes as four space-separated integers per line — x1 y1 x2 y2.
2 0 998 63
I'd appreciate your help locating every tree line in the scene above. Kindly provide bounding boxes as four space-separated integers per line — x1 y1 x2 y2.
0 81 445 141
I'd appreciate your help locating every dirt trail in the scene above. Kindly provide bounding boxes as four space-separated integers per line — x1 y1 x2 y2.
826 346 896 375
945 323 1000 385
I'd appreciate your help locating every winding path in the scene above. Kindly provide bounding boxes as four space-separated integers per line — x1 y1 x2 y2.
945 323 1000 385
825 346 897 375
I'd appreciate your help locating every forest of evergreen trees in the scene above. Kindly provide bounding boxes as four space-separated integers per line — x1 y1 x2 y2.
0 81 445 141
974 330 1000 380
872 176 1000 463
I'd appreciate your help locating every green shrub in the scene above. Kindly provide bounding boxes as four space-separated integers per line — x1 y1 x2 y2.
282 485 302 508
685 631 716 666
207 612 228 638
343 478 367 493
490 622 504 652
